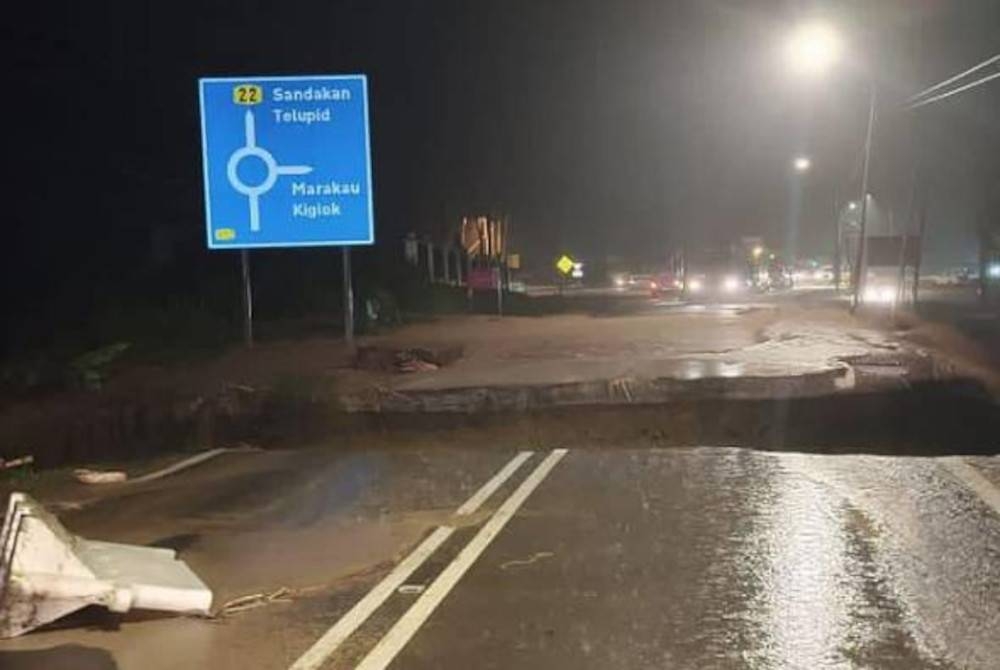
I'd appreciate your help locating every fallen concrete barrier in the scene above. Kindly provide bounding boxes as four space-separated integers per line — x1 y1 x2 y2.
0 492 212 638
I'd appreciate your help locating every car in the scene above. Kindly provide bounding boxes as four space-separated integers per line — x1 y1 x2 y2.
764 264 794 291
682 265 751 299
648 271 683 297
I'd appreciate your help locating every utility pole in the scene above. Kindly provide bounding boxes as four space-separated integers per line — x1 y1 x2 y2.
833 188 842 292
913 186 927 306
851 84 877 311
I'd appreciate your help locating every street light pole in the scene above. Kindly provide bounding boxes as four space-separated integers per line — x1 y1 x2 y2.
851 83 877 311
833 188 841 292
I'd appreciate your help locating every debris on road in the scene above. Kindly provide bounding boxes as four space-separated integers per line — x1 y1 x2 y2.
0 492 212 638
0 455 34 471
73 446 259 487
608 377 635 402
354 344 463 374
499 551 555 570
216 587 294 617
129 446 251 484
73 468 128 484
396 356 439 373
397 584 426 595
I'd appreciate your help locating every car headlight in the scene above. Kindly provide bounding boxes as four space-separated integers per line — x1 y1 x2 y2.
723 276 740 292
688 279 702 292
864 285 896 304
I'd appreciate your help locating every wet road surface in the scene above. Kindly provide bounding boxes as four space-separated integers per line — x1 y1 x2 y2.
383 449 1000 670
389 292 903 399
3 446 999 670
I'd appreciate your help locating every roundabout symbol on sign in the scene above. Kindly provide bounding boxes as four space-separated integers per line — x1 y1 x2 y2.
226 110 313 232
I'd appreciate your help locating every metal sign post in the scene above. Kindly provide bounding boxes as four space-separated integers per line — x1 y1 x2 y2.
555 254 574 296
197 74 375 344
342 247 354 346
495 264 503 317
240 249 254 347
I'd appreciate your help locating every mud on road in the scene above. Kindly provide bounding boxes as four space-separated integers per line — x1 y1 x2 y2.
5 296 999 465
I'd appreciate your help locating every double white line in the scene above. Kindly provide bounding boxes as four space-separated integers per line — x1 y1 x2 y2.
941 457 1000 517
290 449 567 670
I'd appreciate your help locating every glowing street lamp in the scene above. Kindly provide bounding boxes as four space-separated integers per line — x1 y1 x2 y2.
786 22 842 76
793 156 811 172
784 21 875 310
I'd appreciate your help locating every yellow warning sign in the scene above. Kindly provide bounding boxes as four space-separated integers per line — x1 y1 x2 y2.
556 255 575 275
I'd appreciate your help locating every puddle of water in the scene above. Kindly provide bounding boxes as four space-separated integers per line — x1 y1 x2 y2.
734 454 954 669
675 359 745 380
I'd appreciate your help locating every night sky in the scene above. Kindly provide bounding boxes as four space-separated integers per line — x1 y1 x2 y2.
4 1 999 348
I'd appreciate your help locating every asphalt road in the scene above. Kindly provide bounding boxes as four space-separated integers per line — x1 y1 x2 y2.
387 449 1000 670
2 446 999 670
2 288 999 669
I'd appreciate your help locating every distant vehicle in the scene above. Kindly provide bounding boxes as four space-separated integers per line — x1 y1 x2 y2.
682 246 750 299
814 265 835 283
628 273 653 289
951 266 978 285
764 263 794 291
790 265 832 287
863 267 901 305
863 258 924 306
924 266 978 287
649 270 683 297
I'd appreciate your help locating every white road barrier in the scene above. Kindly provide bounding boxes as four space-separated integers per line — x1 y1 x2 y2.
0 492 212 638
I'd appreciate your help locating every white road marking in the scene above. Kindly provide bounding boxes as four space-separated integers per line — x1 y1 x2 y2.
288 450 534 670
354 449 569 670
131 447 249 484
288 526 454 670
941 457 1000 517
455 451 534 516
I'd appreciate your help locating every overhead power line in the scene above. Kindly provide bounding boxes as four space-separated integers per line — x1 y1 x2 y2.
905 53 1000 108
908 70 1000 109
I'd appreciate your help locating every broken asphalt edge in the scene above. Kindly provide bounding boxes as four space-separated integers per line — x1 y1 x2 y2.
347 366 852 413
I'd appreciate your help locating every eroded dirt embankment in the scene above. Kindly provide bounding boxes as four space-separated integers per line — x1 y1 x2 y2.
3 306 999 469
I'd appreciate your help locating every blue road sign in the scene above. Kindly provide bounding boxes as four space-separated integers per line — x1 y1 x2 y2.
198 75 374 249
